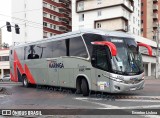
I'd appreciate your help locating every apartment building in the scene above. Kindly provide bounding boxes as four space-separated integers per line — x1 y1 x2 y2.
0 49 10 78
12 0 71 43
0 29 2 46
72 0 160 78
141 0 160 40
72 0 141 35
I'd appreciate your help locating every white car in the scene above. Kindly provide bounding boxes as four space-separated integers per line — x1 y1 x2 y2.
0 74 11 81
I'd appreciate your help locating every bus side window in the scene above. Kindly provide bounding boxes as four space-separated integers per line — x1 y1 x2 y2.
26 45 40 60
69 36 88 58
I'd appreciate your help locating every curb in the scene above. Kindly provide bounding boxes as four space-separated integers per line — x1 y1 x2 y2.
115 96 160 100
0 82 21 84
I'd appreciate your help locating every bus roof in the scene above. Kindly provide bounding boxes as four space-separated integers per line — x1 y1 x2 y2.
11 29 134 49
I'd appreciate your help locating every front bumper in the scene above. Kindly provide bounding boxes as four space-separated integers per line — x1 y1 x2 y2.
110 79 145 93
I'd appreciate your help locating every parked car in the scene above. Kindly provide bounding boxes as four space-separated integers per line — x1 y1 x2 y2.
0 74 11 81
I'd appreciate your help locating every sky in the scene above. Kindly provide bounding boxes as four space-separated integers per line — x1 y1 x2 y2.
0 0 12 45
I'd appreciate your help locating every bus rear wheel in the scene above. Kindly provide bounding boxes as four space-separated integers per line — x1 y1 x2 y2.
22 75 30 87
81 79 89 96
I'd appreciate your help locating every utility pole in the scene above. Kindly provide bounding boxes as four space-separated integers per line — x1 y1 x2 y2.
156 23 160 79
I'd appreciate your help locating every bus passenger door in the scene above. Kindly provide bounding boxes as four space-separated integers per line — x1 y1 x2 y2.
91 45 111 92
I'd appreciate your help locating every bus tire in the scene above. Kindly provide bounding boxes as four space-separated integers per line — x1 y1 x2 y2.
81 79 89 96
22 75 30 87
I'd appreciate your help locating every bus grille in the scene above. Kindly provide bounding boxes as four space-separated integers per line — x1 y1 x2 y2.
124 79 143 84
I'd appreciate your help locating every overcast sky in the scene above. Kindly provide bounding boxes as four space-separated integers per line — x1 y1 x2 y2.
0 0 12 45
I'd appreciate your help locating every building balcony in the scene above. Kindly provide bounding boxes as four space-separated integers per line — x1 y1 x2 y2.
153 22 158 28
153 13 158 19
76 0 134 13
153 4 158 11
123 25 128 32
123 0 134 12
153 0 158 3
95 18 128 32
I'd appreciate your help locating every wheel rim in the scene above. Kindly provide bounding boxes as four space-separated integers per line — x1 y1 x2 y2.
24 78 27 86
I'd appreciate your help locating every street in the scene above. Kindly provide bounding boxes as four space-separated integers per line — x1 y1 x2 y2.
0 78 160 118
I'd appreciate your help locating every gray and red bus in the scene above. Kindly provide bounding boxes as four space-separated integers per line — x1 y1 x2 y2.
10 29 152 96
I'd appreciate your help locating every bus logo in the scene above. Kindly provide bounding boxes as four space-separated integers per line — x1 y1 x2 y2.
49 61 64 68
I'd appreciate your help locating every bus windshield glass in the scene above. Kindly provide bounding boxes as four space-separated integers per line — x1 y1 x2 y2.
108 37 143 75
83 33 143 75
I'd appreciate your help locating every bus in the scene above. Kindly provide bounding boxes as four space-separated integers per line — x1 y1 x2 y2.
9 29 152 96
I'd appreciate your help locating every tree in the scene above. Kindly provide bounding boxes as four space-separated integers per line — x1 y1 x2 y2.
0 43 9 49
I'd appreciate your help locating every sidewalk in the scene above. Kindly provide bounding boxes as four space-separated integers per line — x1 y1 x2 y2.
144 76 160 85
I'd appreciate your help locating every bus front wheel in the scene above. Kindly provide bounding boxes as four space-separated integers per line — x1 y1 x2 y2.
81 79 89 96
22 75 30 87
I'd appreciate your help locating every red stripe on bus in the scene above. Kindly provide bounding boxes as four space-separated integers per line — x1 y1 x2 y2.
14 51 25 74
10 71 16 82
14 61 18 82
24 64 36 84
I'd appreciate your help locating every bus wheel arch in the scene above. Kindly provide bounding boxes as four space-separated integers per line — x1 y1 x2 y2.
22 74 30 87
76 75 90 96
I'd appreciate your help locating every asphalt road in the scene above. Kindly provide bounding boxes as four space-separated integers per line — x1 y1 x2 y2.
0 79 160 118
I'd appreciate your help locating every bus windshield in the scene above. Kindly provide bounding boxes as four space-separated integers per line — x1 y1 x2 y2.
108 37 143 75
83 33 144 75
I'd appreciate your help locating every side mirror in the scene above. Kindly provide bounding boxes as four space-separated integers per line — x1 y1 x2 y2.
138 43 152 56
91 41 117 56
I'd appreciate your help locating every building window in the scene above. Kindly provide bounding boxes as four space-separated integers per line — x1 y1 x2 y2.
97 10 102 16
43 2 47 7
53 6 56 10
50 24 53 29
43 12 47 17
141 11 143 15
50 33 53 37
79 14 84 22
141 20 143 23
138 20 140 26
0 56 9 61
54 25 56 29
50 14 53 19
153 36 156 40
97 0 102 4
53 16 56 20
43 32 47 37
133 28 135 34
97 23 101 28
77 1 84 11
141 3 143 7
50 5 52 9
43 22 47 27
133 17 135 24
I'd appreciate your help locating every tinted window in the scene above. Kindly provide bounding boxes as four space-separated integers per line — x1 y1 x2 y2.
25 45 41 60
53 40 66 58
40 42 52 58
25 40 67 59
83 33 104 56
0 56 9 61
70 36 88 58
